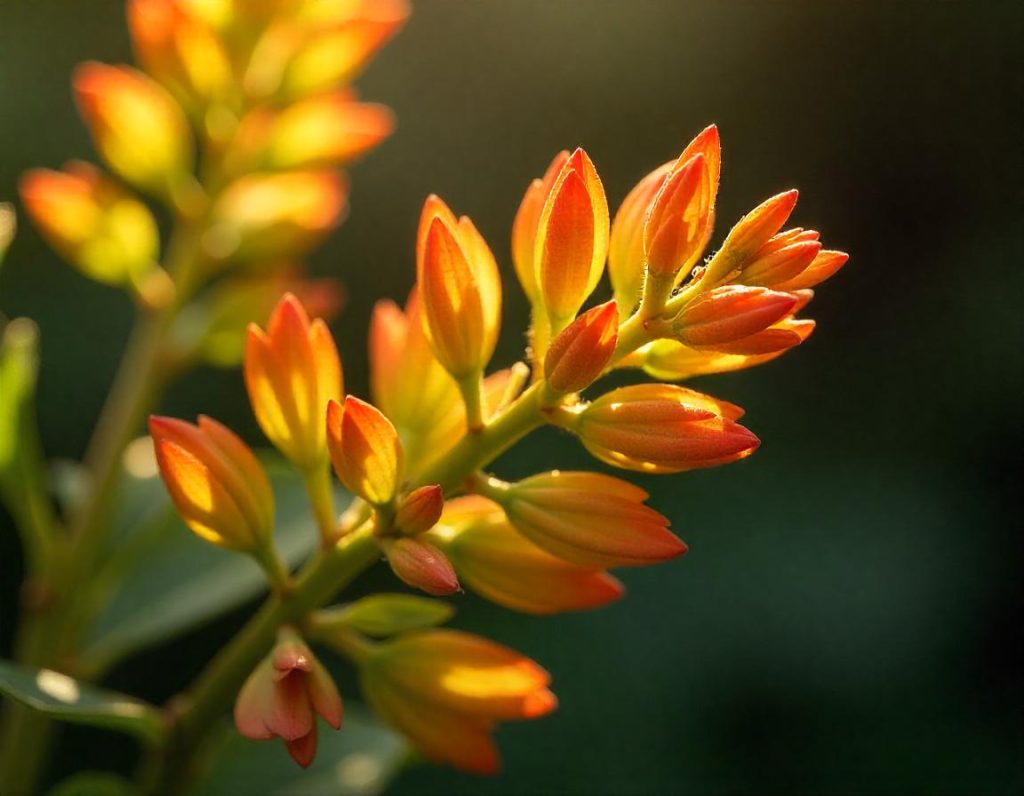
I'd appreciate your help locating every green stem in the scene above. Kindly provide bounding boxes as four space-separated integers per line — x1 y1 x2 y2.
301 463 338 548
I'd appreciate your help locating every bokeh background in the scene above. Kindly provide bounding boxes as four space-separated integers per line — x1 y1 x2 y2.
2 0 1022 793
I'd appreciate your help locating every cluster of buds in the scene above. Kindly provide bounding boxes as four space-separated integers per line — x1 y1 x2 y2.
147 121 847 771
19 0 402 329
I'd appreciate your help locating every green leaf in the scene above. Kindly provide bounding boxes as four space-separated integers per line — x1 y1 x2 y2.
80 458 343 673
0 660 164 745
321 594 455 638
191 703 408 796
48 772 135 796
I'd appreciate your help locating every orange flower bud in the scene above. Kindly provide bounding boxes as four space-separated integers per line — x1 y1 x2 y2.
234 627 342 768
416 196 501 379
19 163 159 288
73 62 193 198
741 239 822 287
702 190 798 285
149 414 274 550
608 161 671 313
231 93 394 173
244 293 343 468
384 537 459 596
360 629 556 774
369 290 459 436
488 472 685 568
326 396 403 506
206 171 346 263
429 496 623 615
643 153 713 281
127 0 232 111
565 383 759 473
534 148 609 326
511 150 569 303
674 286 798 347
544 301 618 394
395 484 444 536
772 250 850 291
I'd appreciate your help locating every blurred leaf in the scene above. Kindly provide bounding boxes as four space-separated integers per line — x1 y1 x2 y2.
320 594 455 638
191 703 408 796
80 458 347 672
0 317 60 567
0 660 164 745
48 772 134 796
0 202 14 271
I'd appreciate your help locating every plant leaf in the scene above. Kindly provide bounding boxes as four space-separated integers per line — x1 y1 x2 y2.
48 772 134 796
80 457 344 673
191 703 408 796
0 660 164 745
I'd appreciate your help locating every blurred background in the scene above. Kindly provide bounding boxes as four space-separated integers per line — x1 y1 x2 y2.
1 0 1021 793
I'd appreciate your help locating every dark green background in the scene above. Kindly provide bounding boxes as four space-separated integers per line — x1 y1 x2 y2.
2 1 1022 793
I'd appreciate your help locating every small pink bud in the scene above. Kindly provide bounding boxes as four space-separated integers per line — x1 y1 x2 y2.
395 484 444 536
385 538 460 596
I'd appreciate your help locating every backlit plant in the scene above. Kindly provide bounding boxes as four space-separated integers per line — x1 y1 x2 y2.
0 1 848 793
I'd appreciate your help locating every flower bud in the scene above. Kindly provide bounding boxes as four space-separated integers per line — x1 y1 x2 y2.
608 161 671 314
493 472 685 568
369 290 459 436
643 153 713 281
544 301 618 394
534 148 609 326
206 171 346 263
0 203 14 267
360 629 556 774
234 627 342 768
245 293 343 469
511 150 569 303
702 190 798 285
674 286 798 348
149 415 274 551
323 594 454 638
20 163 160 290
772 250 850 291
740 228 822 287
384 537 459 596
416 196 501 379
73 62 193 199
326 396 403 506
566 383 759 473
395 484 444 536
430 496 624 614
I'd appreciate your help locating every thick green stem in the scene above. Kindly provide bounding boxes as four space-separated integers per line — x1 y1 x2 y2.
301 463 338 548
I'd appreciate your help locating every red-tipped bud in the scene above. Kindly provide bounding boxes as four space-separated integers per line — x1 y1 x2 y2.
384 537 459 596
543 301 618 394
512 150 569 303
234 627 342 768
326 396 403 507
674 286 798 347
773 250 850 291
741 239 822 287
534 148 609 326
643 153 714 280
565 383 759 474
703 190 799 285
395 485 444 536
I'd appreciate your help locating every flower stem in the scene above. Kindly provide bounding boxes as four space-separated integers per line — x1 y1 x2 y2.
301 463 338 548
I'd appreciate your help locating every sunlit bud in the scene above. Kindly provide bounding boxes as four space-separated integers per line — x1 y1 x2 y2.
127 0 232 111
674 286 798 347
149 415 274 550
231 93 394 173
428 496 623 615
416 196 501 379
706 318 814 356
773 250 850 291
244 293 342 468
608 161 671 314
643 153 713 281
383 537 459 596
564 383 758 473
511 150 569 303
369 290 458 436
544 301 618 394
741 239 821 287
0 203 13 268
19 163 161 291
488 472 684 568
395 485 444 536
234 627 342 768
206 171 346 263
534 148 609 326
276 1 409 100
326 396 403 506
702 190 798 286
73 62 193 199
360 630 556 774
